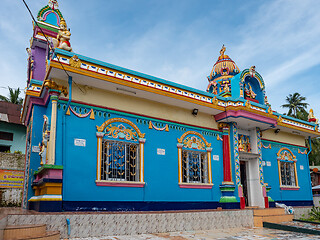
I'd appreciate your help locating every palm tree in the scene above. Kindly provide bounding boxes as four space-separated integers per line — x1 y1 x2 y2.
281 92 308 119
0 86 23 105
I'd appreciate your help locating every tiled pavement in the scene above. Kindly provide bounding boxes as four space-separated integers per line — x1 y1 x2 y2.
69 227 320 240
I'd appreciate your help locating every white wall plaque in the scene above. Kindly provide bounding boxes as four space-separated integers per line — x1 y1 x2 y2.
266 161 271 167
32 146 40 153
300 165 304 170
262 161 266 166
157 148 165 155
212 155 219 161
74 138 86 147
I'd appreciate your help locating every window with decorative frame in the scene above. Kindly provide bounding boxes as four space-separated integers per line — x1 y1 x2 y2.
95 118 146 187
177 131 213 188
277 148 299 190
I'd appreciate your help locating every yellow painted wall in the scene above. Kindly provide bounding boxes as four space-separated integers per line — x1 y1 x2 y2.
66 83 219 130
262 129 306 146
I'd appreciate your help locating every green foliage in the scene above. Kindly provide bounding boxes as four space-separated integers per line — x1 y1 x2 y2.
281 92 308 119
308 206 320 221
14 150 22 154
0 86 23 105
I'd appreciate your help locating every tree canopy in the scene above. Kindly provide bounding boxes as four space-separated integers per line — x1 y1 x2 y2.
0 87 23 105
281 92 308 119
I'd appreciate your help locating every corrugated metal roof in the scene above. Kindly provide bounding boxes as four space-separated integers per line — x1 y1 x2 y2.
0 102 23 125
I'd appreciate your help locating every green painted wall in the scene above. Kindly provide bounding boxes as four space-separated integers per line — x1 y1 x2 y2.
0 122 26 153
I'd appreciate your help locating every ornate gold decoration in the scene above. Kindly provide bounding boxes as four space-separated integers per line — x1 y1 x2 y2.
245 100 252 108
177 131 211 147
268 107 273 115
69 55 81 68
212 97 218 105
44 79 68 96
105 124 138 141
277 116 283 123
277 147 296 160
96 118 145 138
182 136 205 150
218 123 230 130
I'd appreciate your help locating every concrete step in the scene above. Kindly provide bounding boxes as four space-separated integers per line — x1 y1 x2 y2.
4 224 60 240
253 208 286 216
254 214 294 227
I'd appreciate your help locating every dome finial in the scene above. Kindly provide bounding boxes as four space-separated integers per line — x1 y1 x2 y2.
220 44 226 57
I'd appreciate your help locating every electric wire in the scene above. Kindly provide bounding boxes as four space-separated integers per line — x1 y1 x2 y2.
22 0 84 93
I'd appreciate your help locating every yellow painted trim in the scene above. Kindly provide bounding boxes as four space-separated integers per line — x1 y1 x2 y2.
294 162 299 187
139 141 144 182
178 147 182 183
26 91 41 97
207 151 212 184
96 136 102 181
47 98 57 165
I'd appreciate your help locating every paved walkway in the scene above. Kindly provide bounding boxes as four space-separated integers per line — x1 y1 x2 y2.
69 227 320 240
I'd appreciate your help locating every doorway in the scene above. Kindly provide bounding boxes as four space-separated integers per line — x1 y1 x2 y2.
240 161 248 206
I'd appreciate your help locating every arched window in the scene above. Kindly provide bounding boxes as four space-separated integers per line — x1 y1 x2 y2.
95 118 146 187
277 148 299 189
177 131 213 188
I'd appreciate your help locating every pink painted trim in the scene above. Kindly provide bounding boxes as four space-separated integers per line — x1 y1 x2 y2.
43 11 60 26
25 91 50 126
280 187 300 190
179 183 213 189
214 109 277 126
96 181 145 188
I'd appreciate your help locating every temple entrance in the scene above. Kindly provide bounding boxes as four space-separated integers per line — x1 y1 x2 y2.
240 161 248 206
239 155 265 208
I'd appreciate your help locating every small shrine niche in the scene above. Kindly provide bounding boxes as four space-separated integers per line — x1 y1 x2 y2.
240 67 266 105
238 134 251 153
37 0 63 27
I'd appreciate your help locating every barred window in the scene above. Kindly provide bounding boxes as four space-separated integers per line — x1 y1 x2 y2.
280 161 296 186
277 148 298 189
182 150 208 183
101 140 139 182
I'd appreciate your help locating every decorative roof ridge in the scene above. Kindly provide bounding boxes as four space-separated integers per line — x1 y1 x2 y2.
53 48 216 99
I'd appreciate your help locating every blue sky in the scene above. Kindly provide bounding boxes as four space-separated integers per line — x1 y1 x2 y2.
1 0 319 118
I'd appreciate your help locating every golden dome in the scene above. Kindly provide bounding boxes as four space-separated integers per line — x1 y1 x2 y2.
209 45 240 81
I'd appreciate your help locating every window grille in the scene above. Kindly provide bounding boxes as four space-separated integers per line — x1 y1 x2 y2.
182 150 208 183
101 140 139 182
280 161 296 186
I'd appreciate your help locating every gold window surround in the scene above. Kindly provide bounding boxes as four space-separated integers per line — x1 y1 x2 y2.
277 147 299 190
177 131 213 188
95 118 146 187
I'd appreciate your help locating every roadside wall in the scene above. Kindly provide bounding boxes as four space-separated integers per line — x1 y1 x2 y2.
7 210 253 238
0 153 25 207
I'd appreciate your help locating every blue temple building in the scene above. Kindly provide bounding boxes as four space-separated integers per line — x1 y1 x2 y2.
21 1 320 212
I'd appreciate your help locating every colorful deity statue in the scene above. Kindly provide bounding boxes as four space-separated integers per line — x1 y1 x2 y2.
308 109 319 124
245 137 251 152
52 18 72 52
245 82 256 99
39 115 50 165
239 135 245 152
223 83 230 93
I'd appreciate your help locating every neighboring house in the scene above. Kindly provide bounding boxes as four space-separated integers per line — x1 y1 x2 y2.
0 102 26 153
21 1 320 212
